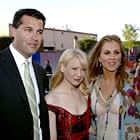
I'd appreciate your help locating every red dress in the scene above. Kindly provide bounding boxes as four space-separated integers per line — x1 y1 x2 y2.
48 96 91 140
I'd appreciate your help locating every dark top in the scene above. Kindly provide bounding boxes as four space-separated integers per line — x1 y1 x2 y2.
45 64 52 74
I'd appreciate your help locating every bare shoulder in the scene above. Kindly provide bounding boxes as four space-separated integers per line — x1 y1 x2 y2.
45 91 56 104
45 90 59 104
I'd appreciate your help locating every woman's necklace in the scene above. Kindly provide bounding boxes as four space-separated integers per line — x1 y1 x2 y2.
95 86 115 140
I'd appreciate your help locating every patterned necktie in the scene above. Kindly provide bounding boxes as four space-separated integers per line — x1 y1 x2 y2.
24 60 40 140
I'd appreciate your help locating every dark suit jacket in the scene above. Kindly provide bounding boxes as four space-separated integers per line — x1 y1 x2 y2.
0 47 50 140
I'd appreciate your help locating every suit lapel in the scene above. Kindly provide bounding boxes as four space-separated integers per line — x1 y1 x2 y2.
32 62 45 109
32 62 42 95
1 48 29 104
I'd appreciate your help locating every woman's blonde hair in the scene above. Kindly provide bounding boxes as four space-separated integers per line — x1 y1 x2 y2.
50 48 89 95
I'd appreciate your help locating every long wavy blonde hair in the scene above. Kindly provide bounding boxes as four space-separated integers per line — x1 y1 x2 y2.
50 48 89 95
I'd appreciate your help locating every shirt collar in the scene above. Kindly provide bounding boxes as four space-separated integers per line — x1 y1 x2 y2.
9 43 32 66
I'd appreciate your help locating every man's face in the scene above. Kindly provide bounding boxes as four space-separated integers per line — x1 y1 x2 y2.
11 15 44 59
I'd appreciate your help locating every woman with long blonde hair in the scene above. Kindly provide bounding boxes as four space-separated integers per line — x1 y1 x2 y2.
45 48 91 140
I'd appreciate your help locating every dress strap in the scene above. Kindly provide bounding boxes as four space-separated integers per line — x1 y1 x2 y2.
87 94 91 107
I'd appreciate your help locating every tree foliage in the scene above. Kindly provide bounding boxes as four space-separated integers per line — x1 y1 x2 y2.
122 24 140 49
0 36 13 51
78 37 97 54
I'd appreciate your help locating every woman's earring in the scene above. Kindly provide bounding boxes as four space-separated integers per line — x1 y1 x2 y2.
60 69 64 73
97 60 102 67
99 62 102 67
96 61 99 67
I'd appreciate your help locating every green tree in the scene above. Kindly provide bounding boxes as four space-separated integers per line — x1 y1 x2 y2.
122 24 140 49
0 36 13 51
78 37 97 54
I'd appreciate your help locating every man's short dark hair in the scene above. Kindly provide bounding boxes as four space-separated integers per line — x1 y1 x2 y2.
12 8 46 28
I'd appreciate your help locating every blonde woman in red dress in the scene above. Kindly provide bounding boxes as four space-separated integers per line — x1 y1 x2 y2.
45 48 91 140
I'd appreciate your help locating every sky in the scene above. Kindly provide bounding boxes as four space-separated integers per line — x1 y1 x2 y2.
0 0 140 40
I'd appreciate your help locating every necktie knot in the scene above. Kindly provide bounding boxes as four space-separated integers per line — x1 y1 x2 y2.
24 60 30 68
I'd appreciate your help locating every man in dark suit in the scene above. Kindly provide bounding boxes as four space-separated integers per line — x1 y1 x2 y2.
0 8 50 140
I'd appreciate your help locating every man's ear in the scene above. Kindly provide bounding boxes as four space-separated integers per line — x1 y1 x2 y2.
10 26 16 38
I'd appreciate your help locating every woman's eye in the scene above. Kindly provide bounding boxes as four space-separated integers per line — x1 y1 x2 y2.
104 52 110 55
82 68 86 72
115 51 120 54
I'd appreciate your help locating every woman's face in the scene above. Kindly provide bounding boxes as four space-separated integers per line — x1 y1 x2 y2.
99 41 122 72
61 57 86 87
